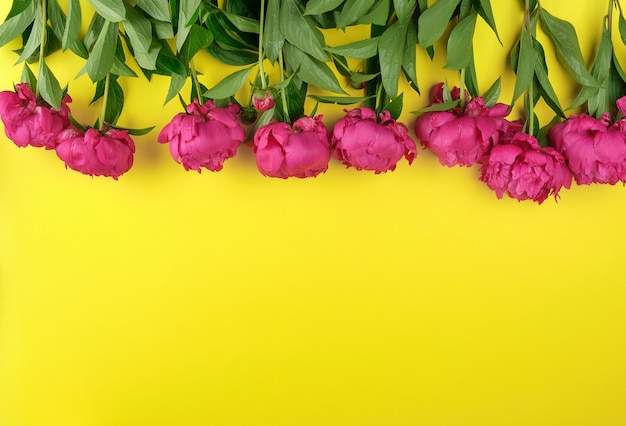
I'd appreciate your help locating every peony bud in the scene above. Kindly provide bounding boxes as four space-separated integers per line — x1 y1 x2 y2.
158 99 245 172
479 132 572 204
414 84 512 167
253 115 331 178
549 97 626 185
332 107 416 173
55 126 135 179
252 89 277 112
0 83 71 149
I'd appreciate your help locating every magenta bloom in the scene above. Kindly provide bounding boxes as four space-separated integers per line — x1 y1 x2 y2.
0 83 71 149
55 127 135 179
158 99 245 172
332 107 416 173
253 115 331 178
479 132 572 204
252 89 277 112
549 98 626 185
414 83 512 167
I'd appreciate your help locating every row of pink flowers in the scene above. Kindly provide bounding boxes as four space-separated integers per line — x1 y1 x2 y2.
0 83 135 179
157 99 417 178
3 82 626 203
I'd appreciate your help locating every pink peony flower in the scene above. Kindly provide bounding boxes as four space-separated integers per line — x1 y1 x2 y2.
252 89 277 112
332 107 416 173
158 99 245 172
253 115 331 178
414 83 512 167
55 126 135 179
549 98 626 185
479 132 572 204
0 83 71 149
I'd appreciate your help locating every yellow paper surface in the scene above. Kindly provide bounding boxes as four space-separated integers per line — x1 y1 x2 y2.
1 1 626 425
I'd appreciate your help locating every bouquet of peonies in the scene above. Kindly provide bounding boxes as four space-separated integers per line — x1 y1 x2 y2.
1 0 626 203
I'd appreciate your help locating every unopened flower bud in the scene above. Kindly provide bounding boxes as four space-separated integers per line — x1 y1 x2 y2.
252 89 277 112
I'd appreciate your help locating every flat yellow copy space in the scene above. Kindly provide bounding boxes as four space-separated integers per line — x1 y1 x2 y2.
1 1 625 425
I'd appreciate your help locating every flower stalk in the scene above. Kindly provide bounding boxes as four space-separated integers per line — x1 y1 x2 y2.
258 0 267 89
190 59 203 103
278 50 290 123
99 73 110 131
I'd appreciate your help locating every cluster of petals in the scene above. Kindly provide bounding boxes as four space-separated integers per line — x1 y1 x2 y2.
0 83 71 149
55 127 135 180
479 131 572 204
414 83 512 167
253 115 331 178
158 99 245 172
549 97 626 185
332 107 416 173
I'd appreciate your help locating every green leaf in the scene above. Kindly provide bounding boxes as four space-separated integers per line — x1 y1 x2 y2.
62 0 82 51
411 100 459 115
393 0 416 22
482 77 501 107
534 66 564 118
536 115 560 147
382 92 403 119
16 2 42 64
379 18 408 99
539 8 597 87
417 0 460 48
0 1 36 48
325 37 379 59
134 0 171 22
264 0 284 63
86 20 118 81
444 11 476 70
176 0 202 51
182 24 213 62
351 72 378 84
152 19 174 39
108 124 156 136
84 12 105 49
205 43 258 65
280 0 329 62
358 0 390 26
164 72 187 104
337 0 376 28
203 66 254 99
88 0 126 22
283 42 346 94
111 56 138 77
308 95 375 104
511 29 534 104
476 0 500 43
223 11 259 34
37 58 64 109
105 77 125 125
402 19 419 93
21 62 37 89
123 5 153 54
304 0 344 15
619 11 626 46
6 0 33 19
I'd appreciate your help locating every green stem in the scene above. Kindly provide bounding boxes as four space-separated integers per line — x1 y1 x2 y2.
36 0 47 97
190 59 203 103
459 68 466 109
374 82 383 114
258 0 267 89
524 0 535 136
608 0 615 39
278 50 290 123
99 73 110 131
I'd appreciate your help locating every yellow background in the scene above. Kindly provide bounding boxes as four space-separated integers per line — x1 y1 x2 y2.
1 1 626 425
